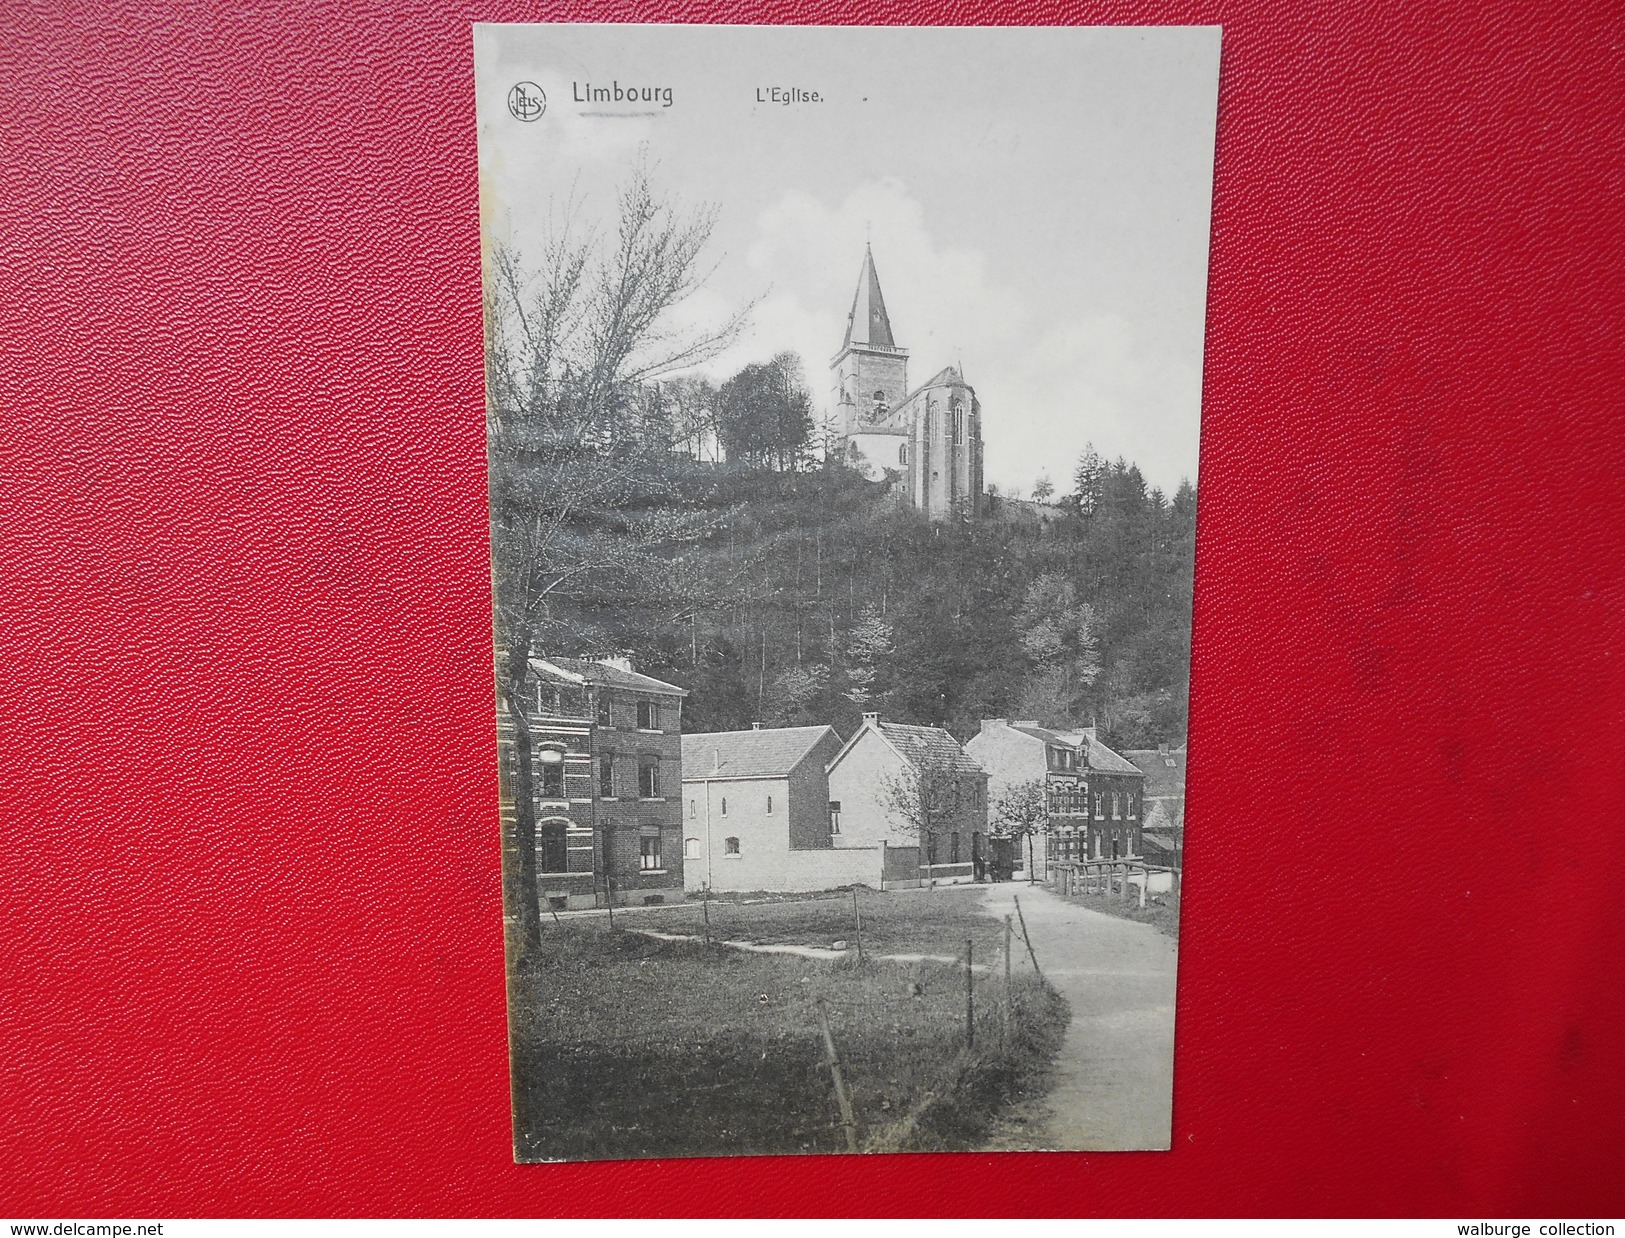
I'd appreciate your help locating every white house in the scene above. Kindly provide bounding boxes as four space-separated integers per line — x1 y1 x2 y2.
680 725 880 893
824 713 988 887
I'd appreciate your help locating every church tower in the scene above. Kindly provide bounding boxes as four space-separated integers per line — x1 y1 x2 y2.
829 245 984 519
830 245 910 443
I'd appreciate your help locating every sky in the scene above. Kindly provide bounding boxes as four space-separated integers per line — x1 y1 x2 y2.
474 24 1221 497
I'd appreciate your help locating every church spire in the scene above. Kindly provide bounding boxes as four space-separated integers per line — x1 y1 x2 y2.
842 244 897 350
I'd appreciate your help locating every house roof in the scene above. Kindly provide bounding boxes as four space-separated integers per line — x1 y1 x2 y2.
1081 736 1144 777
1004 722 1143 777
681 726 839 780
1124 746 1187 798
1010 722 1068 745
875 721 985 776
535 657 688 697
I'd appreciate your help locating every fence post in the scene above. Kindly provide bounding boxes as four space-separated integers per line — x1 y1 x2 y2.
1012 894 1045 984
1138 867 1146 909
816 1000 860 1153
1002 914 1013 1052
853 888 863 963
702 884 711 948
965 938 975 1049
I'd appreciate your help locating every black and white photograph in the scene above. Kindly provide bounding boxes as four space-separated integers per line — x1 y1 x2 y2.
475 22 1220 1162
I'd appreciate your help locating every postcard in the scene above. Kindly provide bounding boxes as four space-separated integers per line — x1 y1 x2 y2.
474 22 1219 1161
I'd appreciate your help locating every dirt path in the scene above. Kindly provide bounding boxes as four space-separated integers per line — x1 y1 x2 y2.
979 881 1177 1151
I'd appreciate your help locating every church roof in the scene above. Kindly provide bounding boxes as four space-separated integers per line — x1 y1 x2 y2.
841 245 898 351
898 364 972 405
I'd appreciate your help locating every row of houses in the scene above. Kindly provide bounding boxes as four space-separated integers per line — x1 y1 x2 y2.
498 654 1184 909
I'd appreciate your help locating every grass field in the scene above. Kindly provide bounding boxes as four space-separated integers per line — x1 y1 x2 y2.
509 887 1068 1161
1054 886 1182 938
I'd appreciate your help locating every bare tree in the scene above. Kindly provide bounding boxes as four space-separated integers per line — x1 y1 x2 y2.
877 751 966 890
485 164 751 954
992 777 1049 883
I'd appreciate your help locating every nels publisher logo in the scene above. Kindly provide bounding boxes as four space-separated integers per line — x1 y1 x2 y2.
507 81 546 122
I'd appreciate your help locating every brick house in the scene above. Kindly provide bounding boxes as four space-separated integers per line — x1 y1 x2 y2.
498 654 687 911
824 713 988 887
1125 743 1186 870
1052 726 1146 863
680 725 864 893
965 719 1147 872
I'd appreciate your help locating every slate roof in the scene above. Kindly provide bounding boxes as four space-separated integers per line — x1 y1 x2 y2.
902 364 971 402
1125 747 1187 798
536 657 688 697
1081 736 1144 777
841 245 897 350
876 721 985 776
682 726 840 780
1010 722 1144 777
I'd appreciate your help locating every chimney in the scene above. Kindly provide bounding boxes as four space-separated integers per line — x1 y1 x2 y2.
712 749 721 773
1158 741 1170 757
1013 720 1040 729
862 712 880 728
980 718 1006 733
752 722 762 730
595 653 634 674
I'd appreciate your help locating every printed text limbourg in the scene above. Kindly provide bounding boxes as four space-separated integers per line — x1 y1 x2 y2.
574 81 674 108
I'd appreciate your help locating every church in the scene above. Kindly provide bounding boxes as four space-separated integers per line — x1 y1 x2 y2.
830 246 985 519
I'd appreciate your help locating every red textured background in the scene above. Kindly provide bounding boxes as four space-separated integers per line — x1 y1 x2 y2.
2 0 1622 1218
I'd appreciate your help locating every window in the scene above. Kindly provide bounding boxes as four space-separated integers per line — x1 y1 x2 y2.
597 695 612 727
950 833 960 864
724 836 740 855
599 756 614 798
954 413 965 446
637 701 660 730
639 833 662 871
536 683 558 714
688 799 696 819
1128 794 1138 820
927 836 939 865
540 760 564 799
766 794 773 815
721 796 728 816
1094 792 1104 820
684 837 700 860
539 821 567 874
899 442 908 466
1111 793 1120 820
639 758 660 798
873 389 885 401
829 801 841 834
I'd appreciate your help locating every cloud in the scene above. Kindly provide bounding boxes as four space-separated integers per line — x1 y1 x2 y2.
675 180 1202 495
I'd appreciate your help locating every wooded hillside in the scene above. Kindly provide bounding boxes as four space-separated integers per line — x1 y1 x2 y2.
529 454 1195 751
